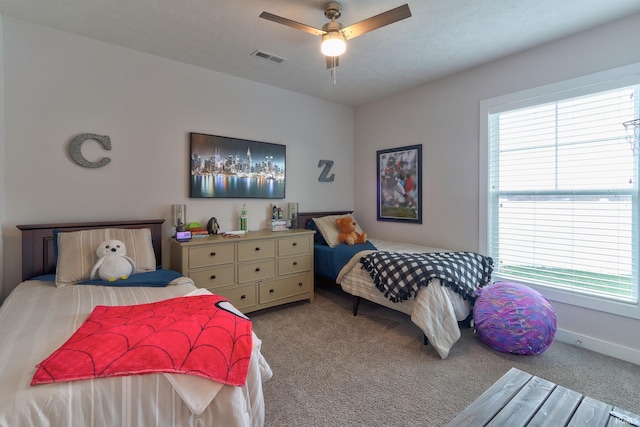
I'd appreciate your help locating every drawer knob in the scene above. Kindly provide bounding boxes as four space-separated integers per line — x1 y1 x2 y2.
292 242 298 246
210 274 217 280
255 267 261 272
241 294 246 299
293 261 298 266
298 282 303 287
255 247 260 251
269 288 275 293
210 252 216 257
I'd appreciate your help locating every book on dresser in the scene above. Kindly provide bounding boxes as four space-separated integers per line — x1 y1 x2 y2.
170 229 315 313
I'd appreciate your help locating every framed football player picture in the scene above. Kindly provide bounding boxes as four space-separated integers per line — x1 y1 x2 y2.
376 144 422 223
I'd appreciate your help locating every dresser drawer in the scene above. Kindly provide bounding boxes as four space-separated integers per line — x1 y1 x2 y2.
215 284 257 311
278 255 311 276
189 244 235 268
189 265 235 290
259 274 312 304
238 259 276 283
278 235 310 256
238 239 276 261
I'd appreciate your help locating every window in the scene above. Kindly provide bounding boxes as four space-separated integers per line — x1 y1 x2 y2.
484 74 640 309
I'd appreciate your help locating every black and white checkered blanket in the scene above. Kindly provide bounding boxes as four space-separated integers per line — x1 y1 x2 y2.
360 251 493 303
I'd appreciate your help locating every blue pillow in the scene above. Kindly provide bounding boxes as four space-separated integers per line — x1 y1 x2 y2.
32 270 181 287
306 220 328 246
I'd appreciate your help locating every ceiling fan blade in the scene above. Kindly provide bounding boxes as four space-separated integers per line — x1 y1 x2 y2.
341 4 411 40
259 11 326 37
326 56 340 69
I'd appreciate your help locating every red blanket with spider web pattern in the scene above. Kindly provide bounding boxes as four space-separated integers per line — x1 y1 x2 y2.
31 294 252 387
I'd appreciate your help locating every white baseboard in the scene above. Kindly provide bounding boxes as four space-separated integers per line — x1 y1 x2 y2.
555 328 640 366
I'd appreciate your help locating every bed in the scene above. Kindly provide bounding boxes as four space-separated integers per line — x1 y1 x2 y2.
297 211 492 359
0 219 272 427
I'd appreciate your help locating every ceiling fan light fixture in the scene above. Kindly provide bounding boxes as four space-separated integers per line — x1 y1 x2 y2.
321 32 346 57
260 2 411 70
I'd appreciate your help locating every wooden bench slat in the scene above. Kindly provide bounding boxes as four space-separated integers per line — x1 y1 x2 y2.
445 368 531 426
607 407 640 427
487 376 555 427
568 396 612 427
528 385 583 427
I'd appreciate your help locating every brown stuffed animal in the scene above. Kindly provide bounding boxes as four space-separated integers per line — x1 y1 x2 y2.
336 216 367 245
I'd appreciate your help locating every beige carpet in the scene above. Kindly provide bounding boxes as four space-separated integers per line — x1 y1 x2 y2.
251 284 640 427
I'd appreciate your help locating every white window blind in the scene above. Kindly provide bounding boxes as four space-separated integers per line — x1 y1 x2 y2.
488 85 639 303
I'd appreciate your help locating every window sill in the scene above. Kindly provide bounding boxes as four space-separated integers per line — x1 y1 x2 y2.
491 274 640 320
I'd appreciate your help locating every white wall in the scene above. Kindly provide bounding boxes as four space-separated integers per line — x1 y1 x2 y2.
0 15 5 302
354 13 640 363
0 16 354 299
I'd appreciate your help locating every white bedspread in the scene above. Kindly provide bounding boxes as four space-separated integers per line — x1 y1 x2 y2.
337 239 470 359
0 277 272 427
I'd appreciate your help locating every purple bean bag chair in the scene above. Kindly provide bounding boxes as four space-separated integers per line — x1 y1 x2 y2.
473 282 557 355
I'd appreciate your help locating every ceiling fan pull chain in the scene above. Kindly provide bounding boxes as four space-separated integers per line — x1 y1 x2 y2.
331 58 337 85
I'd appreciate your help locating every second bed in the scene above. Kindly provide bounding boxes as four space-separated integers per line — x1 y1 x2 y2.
297 211 492 359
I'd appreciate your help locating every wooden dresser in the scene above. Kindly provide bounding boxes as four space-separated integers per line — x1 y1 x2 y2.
170 229 315 313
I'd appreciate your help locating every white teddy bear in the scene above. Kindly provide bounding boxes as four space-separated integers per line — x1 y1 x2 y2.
90 239 136 282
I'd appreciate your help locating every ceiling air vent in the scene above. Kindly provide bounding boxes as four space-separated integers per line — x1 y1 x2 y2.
251 50 286 64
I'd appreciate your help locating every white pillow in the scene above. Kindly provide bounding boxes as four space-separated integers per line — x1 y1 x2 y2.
312 214 364 248
55 228 156 287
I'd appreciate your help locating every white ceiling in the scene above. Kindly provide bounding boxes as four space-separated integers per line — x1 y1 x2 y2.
1 0 640 107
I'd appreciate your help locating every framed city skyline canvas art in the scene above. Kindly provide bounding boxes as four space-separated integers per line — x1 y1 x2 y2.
189 132 286 199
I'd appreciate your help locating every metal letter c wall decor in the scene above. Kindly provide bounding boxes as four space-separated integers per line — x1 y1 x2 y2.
69 133 112 168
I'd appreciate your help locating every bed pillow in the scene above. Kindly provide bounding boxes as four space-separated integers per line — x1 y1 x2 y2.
305 220 328 246
55 228 157 287
312 214 364 248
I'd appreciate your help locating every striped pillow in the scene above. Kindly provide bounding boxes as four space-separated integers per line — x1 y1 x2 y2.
55 228 156 287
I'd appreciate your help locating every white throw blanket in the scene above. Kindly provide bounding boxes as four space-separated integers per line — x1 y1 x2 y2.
167 288 273 416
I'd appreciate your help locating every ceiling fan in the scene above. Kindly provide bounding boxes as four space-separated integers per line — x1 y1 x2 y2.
260 2 411 74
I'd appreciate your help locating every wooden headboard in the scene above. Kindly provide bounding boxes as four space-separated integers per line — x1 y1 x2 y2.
296 211 354 230
16 219 165 281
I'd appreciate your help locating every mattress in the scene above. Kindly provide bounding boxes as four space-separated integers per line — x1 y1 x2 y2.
314 240 377 281
0 277 271 427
